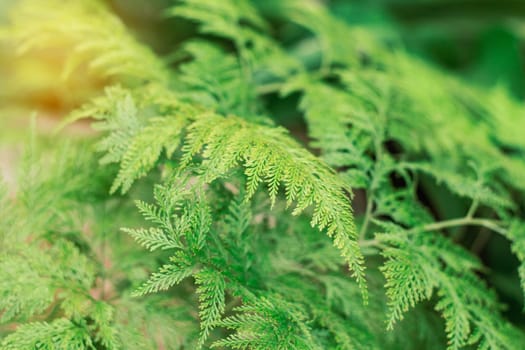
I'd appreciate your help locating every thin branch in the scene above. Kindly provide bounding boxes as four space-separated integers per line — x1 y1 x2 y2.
466 199 479 219
358 197 373 241
256 82 284 95
416 217 506 235
359 239 387 256
359 239 379 248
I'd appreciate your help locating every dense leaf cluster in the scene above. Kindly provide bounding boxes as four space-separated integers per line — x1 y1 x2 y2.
1 0 525 349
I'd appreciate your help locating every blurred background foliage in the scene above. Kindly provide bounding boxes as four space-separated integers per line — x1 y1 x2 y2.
0 0 524 328
3 0 525 116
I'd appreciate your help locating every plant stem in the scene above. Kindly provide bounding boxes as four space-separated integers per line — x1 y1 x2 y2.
359 127 386 241
256 82 284 95
359 239 379 248
417 217 506 235
359 239 387 256
466 199 479 219
359 197 373 241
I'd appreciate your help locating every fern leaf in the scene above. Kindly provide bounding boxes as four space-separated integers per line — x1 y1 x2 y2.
89 86 366 296
195 268 226 347
111 116 186 193
123 227 183 251
213 295 318 350
379 230 522 349
169 0 267 42
175 40 260 118
406 163 513 211
88 302 121 350
0 250 55 323
506 220 525 300
181 113 366 296
0 319 93 350
133 251 195 296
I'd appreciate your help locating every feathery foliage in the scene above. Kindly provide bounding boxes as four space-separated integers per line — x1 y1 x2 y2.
1 0 525 349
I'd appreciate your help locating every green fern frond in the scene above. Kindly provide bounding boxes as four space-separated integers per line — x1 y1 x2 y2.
0 248 55 323
170 0 300 114
213 294 317 350
80 87 366 297
175 40 260 117
195 268 227 346
2 0 525 348
169 0 268 43
0 239 96 323
180 113 366 296
0 319 93 350
506 220 525 300
133 251 195 297
379 230 523 349
405 162 513 211
111 116 187 193
123 227 183 251
87 302 121 350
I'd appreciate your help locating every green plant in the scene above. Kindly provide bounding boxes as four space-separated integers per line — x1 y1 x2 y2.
1 0 525 349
